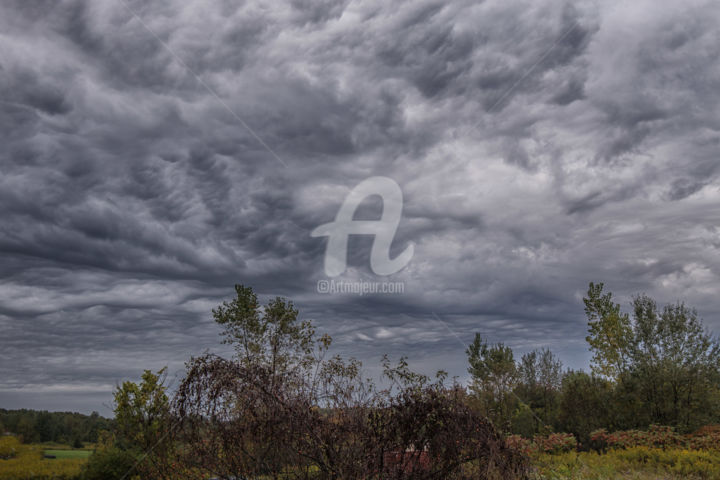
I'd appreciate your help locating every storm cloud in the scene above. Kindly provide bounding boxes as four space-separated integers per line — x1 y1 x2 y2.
1 0 720 414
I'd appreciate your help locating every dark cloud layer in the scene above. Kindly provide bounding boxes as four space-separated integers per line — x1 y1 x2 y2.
1 0 720 415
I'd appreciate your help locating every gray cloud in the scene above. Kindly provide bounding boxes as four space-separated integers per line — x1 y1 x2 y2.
1 0 720 414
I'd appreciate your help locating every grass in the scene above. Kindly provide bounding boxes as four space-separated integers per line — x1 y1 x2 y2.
0 437 86 480
44 449 92 459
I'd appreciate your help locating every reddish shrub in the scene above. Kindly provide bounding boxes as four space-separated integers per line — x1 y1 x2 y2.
506 433 577 455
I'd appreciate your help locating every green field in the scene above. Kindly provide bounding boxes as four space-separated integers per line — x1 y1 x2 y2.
43 449 92 459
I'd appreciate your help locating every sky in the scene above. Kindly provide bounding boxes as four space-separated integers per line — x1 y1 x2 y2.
1 0 720 416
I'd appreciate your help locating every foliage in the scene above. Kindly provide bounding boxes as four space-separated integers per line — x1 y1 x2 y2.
514 349 563 435
213 284 326 376
583 283 720 431
535 447 720 479
506 433 577 456
466 282 720 443
82 444 138 480
0 437 85 480
555 371 614 446
111 368 174 479
583 282 632 380
589 424 720 452
0 409 110 445
0 437 18 460
114 368 170 451
467 333 519 430
170 285 530 480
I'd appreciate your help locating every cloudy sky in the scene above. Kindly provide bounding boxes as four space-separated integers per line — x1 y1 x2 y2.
2 0 720 415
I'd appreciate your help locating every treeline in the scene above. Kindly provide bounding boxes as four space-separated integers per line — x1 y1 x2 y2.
467 282 720 445
0 409 112 445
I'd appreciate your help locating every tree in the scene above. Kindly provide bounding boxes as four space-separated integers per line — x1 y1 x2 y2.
628 296 720 429
114 368 170 451
467 334 518 430
15 416 36 444
557 370 614 446
175 285 337 479
213 284 328 379
584 282 632 380
584 282 720 431
173 285 530 480
112 368 174 479
515 348 562 434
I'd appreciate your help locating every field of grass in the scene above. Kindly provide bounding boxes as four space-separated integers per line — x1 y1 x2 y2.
44 449 92 459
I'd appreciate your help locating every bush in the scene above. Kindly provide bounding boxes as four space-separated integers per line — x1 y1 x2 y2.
587 424 720 452
82 446 138 480
174 354 531 479
533 433 577 454
0 437 19 460
506 433 577 455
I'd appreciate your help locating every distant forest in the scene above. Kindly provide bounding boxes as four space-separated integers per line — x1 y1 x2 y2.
0 409 112 445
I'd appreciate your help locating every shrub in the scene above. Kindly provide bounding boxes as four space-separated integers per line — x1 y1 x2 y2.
0 437 19 460
533 433 577 454
173 354 531 479
587 425 720 452
506 433 577 455
82 446 139 480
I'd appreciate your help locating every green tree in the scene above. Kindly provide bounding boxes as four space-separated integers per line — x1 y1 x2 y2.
213 284 329 381
114 368 170 452
35 411 56 442
584 282 720 431
584 282 632 379
467 333 518 430
628 296 720 429
557 370 614 446
15 416 36 443
515 348 562 434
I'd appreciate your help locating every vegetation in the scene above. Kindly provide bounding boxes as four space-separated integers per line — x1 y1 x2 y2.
0 409 111 445
465 282 720 445
170 285 528 479
43 450 92 459
535 448 720 479
0 437 85 480
4 281 720 479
